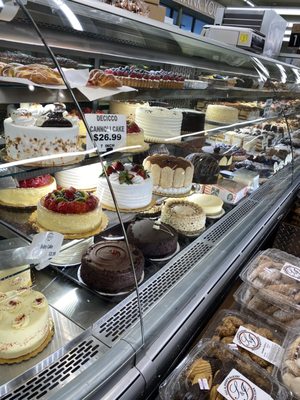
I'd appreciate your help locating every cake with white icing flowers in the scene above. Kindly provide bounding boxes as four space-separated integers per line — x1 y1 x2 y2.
161 199 206 235
206 104 239 125
0 289 53 363
0 266 31 293
4 104 79 164
97 161 153 210
135 106 183 143
187 194 223 216
55 163 101 191
143 154 194 196
0 175 56 208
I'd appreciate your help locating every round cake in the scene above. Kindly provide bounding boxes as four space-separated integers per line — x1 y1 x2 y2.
4 107 79 164
36 187 105 237
0 289 54 363
80 241 144 294
176 109 205 134
97 161 153 210
135 106 183 143
161 199 206 235
0 265 31 293
55 163 101 191
0 175 56 208
185 153 220 184
143 154 194 196
127 219 178 258
126 120 148 150
206 104 239 125
186 194 223 216
110 101 149 119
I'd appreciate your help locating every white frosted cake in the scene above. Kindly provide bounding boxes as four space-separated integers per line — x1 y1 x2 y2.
187 194 223 216
110 101 148 119
206 104 239 125
135 106 183 143
0 289 53 363
143 155 194 195
55 163 101 190
4 107 79 165
97 161 153 210
0 265 32 293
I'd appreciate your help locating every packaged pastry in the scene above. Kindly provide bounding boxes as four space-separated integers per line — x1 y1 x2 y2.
159 340 290 400
240 249 300 313
280 334 300 399
202 309 286 374
234 283 300 330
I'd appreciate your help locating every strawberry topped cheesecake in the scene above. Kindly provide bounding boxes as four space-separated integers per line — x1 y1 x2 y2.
126 120 148 151
97 161 153 210
36 187 106 237
0 174 56 208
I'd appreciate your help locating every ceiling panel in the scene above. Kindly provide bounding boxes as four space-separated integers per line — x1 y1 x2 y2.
218 0 300 7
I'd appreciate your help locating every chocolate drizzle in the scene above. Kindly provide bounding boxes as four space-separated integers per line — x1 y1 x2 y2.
41 111 72 128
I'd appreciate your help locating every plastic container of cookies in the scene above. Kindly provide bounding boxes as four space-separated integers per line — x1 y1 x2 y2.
234 283 300 330
201 309 286 374
159 340 290 400
240 248 300 313
278 334 300 399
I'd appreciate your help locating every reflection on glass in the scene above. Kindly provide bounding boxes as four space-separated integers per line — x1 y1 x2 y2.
180 13 193 32
276 64 287 84
49 0 83 31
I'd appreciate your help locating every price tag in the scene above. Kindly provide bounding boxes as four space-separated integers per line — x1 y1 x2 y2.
27 232 64 270
217 369 273 400
85 113 126 152
281 262 300 282
233 326 284 367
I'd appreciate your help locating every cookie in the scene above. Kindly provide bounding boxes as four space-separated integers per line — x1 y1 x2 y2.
187 359 213 387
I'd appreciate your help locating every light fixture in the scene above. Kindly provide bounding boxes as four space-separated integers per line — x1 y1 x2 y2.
28 84 35 91
227 7 300 16
243 0 255 7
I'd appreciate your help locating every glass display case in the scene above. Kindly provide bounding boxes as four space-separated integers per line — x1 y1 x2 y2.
0 1 299 399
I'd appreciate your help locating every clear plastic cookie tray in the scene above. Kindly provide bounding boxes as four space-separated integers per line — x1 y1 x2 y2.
278 333 300 399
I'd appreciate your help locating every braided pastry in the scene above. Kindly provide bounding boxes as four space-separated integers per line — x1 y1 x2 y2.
88 69 121 88
14 64 63 85
1 63 23 77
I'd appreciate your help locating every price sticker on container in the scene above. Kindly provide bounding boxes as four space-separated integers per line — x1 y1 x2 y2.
85 113 126 153
233 326 284 367
218 369 273 400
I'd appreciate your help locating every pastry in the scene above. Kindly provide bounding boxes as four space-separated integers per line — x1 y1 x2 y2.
143 154 194 196
161 199 206 235
185 153 220 184
0 175 56 208
0 266 31 292
13 64 63 85
206 104 239 125
127 219 178 258
126 119 148 149
96 161 153 210
88 69 121 88
4 108 79 164
176 109 205 134
110 100 149 119
186 358 213 386
186 194 223 217
36 187 106 237
0 289 54 363
282 337 300 398
80 241 144 294
135 106 183 143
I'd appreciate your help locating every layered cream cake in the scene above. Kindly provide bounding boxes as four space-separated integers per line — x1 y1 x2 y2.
187 194 223 216
0 289 53 363
0 266 31 293
97 161 152 210
135 106 182 143
55 163 101 191
126 120 148 150
4 107 79 164
143 155 193 196
161 199 206 235
110 101 148 119
36 187 105 237
206 104 239 125
0 175 56 208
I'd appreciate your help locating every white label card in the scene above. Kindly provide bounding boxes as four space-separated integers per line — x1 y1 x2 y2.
85 113 126 152
233 326 284 367
198 378 210 390
27 232 64 270
217 369 273 400
281 262 300 282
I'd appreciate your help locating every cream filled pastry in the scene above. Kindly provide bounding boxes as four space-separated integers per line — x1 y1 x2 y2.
0 265 31 293
0 289 53 362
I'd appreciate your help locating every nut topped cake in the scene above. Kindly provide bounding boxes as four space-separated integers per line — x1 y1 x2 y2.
0 289 54 363
143 154 194 195
127 219 178 258
80 241 144 294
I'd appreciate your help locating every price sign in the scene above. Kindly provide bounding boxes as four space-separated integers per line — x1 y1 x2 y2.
85 113 126 152
27 232 64 270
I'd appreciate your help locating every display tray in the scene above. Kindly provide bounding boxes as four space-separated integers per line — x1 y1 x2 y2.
0 306 84 387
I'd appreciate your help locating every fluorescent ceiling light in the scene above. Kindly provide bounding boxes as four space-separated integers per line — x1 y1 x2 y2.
227 7 300 16
243 0 255 7
282 37 290 42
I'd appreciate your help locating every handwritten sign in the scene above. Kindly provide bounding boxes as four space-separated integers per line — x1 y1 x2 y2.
27 232 64 270
85 113 126 152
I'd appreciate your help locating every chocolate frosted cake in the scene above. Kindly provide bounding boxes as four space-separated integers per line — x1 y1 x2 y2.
177 109 205 133
127 219 178 258
186 153 219 184
80 241 144 294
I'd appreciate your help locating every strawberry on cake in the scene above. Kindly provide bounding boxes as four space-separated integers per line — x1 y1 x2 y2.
126 120 148 151
0 174 56 208
97 161 153 210
36 187 106 238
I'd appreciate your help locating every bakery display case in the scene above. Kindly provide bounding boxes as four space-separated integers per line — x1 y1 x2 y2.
0 1 300 399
